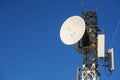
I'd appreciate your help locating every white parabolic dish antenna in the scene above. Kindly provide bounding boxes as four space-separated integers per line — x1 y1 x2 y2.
60 16 86 45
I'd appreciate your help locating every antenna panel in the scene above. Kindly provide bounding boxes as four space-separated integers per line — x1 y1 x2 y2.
97 34 105 57
108 48 114 72
60 16 85 45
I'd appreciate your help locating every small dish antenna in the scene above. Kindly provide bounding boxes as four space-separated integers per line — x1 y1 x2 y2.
60 16 86 45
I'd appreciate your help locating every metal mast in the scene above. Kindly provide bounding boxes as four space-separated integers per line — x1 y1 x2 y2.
75 0 114 80
59 0 114 80
76 6 99 80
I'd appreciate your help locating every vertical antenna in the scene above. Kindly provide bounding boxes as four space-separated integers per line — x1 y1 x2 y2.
82 0 84 17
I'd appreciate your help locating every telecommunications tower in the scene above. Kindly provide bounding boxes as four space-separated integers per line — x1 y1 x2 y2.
59 0 114 80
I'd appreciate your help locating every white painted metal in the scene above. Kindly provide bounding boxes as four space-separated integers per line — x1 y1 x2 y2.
76 67 80 80
82 64 98 80
97 34 105 57
60 16 85 45
108 48 114 72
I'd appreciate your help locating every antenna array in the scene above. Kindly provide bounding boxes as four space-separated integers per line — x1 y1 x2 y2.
59 1 114 80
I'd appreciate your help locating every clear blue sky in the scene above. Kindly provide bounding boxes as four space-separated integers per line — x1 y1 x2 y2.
0 0 120 80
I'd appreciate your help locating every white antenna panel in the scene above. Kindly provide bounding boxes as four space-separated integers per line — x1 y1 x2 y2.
60 16 85 45
108 48 114 72
97 34 105 58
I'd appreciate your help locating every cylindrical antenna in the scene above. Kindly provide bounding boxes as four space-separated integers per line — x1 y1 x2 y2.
82 0 84 17
76 67 80 80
